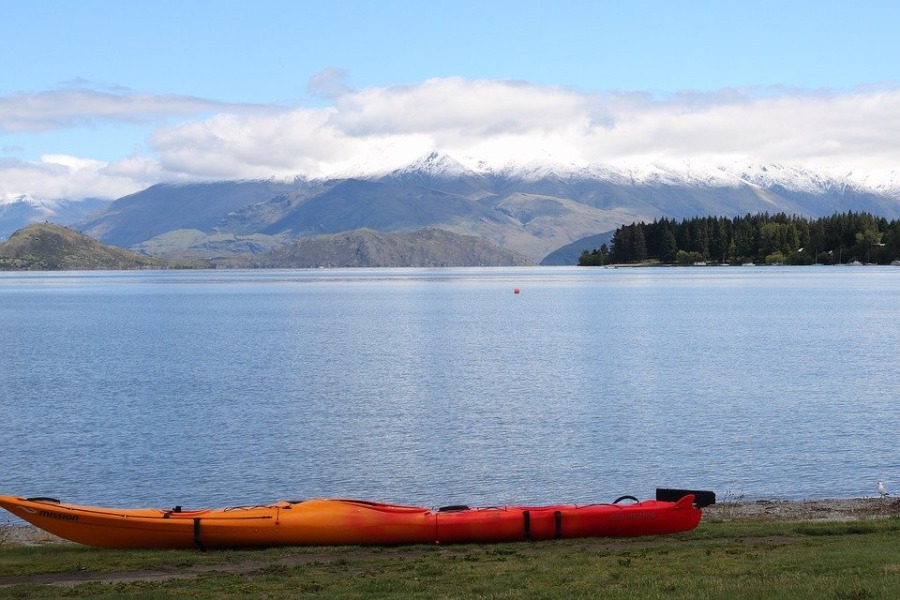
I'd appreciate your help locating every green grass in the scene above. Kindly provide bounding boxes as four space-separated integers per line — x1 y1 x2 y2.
4 518 900 599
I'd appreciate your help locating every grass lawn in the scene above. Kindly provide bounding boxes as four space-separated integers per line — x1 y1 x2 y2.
3 517 900 599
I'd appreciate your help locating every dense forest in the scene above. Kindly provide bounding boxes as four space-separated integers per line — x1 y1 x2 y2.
579 212 900 266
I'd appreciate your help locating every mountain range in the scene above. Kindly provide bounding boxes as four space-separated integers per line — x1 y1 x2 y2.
0 195 109 241
3 152 900 265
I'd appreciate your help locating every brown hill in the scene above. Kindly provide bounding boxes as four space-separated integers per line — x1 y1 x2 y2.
0 223 165 270
240 227 533 268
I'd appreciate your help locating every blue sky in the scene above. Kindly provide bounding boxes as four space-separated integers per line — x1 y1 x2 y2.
3 0 900 199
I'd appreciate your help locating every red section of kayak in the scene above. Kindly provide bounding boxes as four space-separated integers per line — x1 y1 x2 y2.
0 494 701 549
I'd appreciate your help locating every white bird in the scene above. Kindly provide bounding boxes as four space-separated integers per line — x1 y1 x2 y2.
878 481 890 498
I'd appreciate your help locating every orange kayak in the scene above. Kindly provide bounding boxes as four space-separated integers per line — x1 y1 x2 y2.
0 493 705 549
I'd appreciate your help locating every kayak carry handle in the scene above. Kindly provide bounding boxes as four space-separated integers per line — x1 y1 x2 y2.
612 495 640 504
25 497 61 504
656 488 716 508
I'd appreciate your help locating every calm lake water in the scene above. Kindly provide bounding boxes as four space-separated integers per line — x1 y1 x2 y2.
1 266 899 516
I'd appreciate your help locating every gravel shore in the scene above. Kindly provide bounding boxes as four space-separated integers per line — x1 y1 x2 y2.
3 497 900 547
704 497 900 522
0 524 62 547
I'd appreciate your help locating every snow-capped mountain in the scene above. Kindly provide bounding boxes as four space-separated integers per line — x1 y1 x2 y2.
392 151 474 179
480 153 899 197
1 195 63 241
1 194 58 213
6 151 900 262
0 195 110 241
334 150 900 199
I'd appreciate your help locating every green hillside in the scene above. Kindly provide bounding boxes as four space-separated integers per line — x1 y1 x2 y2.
0 223 166 270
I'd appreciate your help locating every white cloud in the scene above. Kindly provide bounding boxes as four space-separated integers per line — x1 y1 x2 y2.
0 154 155 200
2 77 900 200
148 79 613 179
152 79 900 177
593 88 900 170
330 78 593 137
0 88 244 133
307 68 352 100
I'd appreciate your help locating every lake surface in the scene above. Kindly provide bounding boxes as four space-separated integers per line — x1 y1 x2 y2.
1 266 899 516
